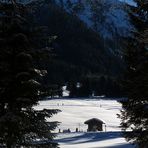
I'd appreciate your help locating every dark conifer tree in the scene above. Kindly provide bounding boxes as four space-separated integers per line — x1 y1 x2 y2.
120 1 148 147
0 0 59 147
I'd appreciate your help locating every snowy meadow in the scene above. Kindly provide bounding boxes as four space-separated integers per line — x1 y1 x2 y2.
35 98 135 148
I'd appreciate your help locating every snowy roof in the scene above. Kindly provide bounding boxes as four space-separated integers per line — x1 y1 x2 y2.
84 118 104 124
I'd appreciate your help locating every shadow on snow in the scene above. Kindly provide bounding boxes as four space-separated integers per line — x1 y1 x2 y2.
55 131 127 144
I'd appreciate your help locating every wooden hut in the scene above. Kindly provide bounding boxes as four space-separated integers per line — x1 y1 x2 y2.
84 118 104 132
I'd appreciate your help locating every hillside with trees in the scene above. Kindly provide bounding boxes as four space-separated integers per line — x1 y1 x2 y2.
28 0 125 97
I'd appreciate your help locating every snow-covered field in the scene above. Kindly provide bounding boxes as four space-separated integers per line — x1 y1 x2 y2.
35 98 135 148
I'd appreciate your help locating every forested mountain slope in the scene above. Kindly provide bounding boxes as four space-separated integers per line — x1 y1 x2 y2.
23 0 132 96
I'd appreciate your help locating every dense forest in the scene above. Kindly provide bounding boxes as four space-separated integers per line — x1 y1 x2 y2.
28 0 125 97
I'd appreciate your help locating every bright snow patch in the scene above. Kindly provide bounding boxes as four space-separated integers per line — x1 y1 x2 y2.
35 98 135 148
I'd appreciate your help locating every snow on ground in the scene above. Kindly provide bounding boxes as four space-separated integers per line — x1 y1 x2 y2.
55 132 133 148
35 98 135 148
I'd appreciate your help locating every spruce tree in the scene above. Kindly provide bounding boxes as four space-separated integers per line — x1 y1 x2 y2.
120 1 148 147
0 0 59 147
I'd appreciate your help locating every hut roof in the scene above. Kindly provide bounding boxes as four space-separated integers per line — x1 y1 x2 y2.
84 118 104 124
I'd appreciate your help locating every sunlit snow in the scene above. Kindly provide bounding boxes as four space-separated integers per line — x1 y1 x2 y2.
35 98 135 148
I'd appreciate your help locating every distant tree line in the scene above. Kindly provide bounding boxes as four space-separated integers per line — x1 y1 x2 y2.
67 75 123 97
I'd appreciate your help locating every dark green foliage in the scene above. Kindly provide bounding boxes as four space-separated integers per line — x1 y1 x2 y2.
120 0 148 147
0 1 59 147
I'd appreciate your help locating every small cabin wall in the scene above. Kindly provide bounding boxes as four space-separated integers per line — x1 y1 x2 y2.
87 123 103 132
97 124 103 131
